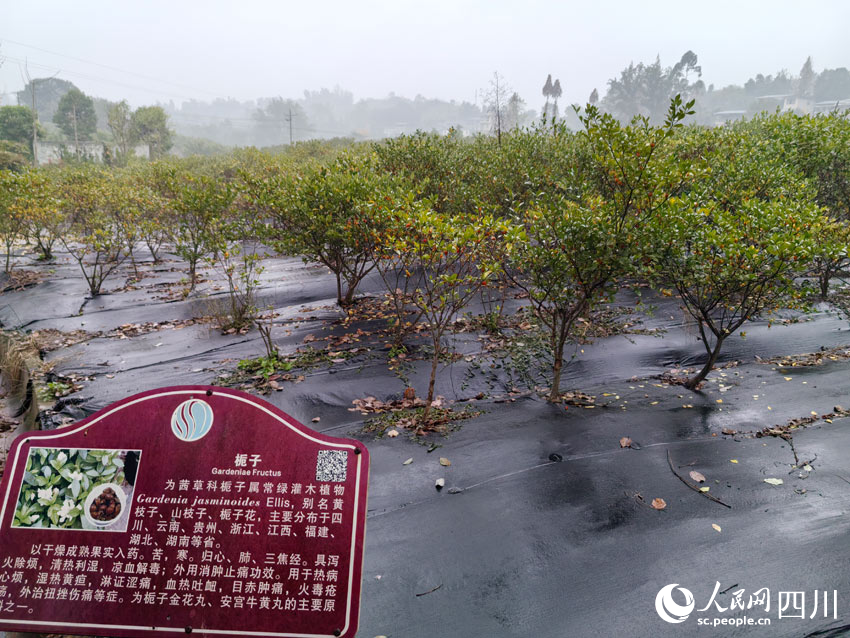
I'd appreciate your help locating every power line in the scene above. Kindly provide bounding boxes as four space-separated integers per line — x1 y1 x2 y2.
4 54 202 103
1 49 377 140
0 37 221 97
4 54 354 136
166 110 352 136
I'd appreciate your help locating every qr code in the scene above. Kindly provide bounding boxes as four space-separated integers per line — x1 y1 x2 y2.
316 450 348 482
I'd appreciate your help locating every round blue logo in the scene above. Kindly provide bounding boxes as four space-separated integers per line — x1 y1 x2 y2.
171 398 214 442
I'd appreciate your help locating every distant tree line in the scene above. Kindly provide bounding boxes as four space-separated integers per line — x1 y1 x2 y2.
591 52 850 125
4 54 849 167
0 78 173 168
168 88 490 148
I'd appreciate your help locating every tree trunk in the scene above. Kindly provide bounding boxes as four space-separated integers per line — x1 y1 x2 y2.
188 259 197 291
548 353 563 402
685 335 725 390
36 237 52 260
392 317 406 348
820 269 831 300
129 246 139 279
335 272 344 306
547 312 572 402
341 277 357 307
72 104 80 160
147 240 161 263
89 270 102 297
423 339 441 423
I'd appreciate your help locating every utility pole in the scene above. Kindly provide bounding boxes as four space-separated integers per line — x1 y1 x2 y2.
494 72 502 147
23 64 39 166
72 102 80 159
0 46 5 106
30 82 38 166
22 63 58 167
285 107 293 145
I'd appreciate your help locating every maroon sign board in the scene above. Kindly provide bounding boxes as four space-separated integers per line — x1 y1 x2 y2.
0 386 370 638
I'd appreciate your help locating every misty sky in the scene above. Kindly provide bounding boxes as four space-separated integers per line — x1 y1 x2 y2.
2 0 848 110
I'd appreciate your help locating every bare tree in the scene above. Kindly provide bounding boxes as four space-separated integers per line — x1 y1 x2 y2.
483 72 511 146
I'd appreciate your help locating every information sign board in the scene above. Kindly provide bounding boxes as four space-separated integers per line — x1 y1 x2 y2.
0 386 369 638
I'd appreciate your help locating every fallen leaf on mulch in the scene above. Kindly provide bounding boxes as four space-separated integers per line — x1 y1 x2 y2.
755 406 850 440
562 391 596 407
651 498 667 510
761 346 850 368
689 471 706 483
439 457 451 466
350 394 442 414
31 328 100 352
620 437 633 448
764 478 784 486
712 524 722 532
1 269 42 292
106 319 205 339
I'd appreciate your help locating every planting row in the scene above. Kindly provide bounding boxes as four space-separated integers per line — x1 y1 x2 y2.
2 98 849 414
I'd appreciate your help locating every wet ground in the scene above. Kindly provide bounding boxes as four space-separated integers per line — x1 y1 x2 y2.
4 245 850 638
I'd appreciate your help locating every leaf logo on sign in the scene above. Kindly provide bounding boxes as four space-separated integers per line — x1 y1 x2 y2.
170 399 214 442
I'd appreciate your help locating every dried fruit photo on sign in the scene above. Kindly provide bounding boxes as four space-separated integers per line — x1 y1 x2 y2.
12 447 141 532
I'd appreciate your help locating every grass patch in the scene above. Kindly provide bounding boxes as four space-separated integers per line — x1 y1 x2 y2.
219 347 360 391
37 381 74 402
237 354 293 380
